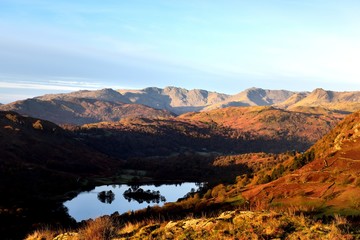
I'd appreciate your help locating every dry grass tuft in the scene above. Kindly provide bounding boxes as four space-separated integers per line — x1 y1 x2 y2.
25 228 60 240
79 216 116 240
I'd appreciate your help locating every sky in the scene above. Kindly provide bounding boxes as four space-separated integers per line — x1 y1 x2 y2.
1 0 360 103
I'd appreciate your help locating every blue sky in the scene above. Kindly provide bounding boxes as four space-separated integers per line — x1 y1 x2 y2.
1 0 360 103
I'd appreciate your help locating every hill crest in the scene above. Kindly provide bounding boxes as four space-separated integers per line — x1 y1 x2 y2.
0 97 173 125
203 87 297 111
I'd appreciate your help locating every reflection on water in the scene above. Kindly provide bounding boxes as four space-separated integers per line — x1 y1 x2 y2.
123 185 166 204
97 190 115 204
64 182 202 222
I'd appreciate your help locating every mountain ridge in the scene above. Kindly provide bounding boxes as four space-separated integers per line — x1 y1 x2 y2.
203 87 297 111
37 88 131 103
285 88 360 112
118 86 230 114
2 86 360 125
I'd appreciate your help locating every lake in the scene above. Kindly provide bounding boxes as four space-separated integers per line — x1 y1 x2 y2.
64 182 202 222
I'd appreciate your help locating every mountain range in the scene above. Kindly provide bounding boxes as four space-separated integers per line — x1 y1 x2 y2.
2 87 360 125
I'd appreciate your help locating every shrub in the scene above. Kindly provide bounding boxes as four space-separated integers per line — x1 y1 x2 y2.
291 150 315 170
211 184 225 199
258 174 272 184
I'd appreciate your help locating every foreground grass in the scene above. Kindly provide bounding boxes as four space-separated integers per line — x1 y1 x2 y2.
26 210 355 240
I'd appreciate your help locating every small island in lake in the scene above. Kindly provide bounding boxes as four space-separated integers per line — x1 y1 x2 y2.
123 186 166 204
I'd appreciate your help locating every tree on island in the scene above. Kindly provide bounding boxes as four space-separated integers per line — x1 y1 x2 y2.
97 190 115 204
123 187 166 204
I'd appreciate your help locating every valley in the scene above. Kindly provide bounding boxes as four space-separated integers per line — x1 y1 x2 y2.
3 0 360 238
1 86 360 239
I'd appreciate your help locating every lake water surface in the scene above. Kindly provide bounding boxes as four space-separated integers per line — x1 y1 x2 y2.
64 182 201 222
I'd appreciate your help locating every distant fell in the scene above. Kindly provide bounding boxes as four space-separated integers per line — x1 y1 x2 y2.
284 88 360 112
118 86 230 114
274 92 310 109
204 87 296 111
38 88 131 103
0 92 173 125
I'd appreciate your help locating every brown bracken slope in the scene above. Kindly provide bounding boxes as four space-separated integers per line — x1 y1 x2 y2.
241 110 360 214
179 106 346 150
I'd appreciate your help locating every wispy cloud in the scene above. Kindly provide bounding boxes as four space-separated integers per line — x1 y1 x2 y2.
0 75 134 103
0 82 82 91
0 76 104 91
0 77 105 103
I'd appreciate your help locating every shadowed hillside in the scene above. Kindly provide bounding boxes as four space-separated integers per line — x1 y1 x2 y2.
0 111 123 239
0 96 173 125
0 111 120 199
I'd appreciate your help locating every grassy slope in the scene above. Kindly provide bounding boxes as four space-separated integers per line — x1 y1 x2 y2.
180 106 346 146
241 111 360 215
27 211 354 240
